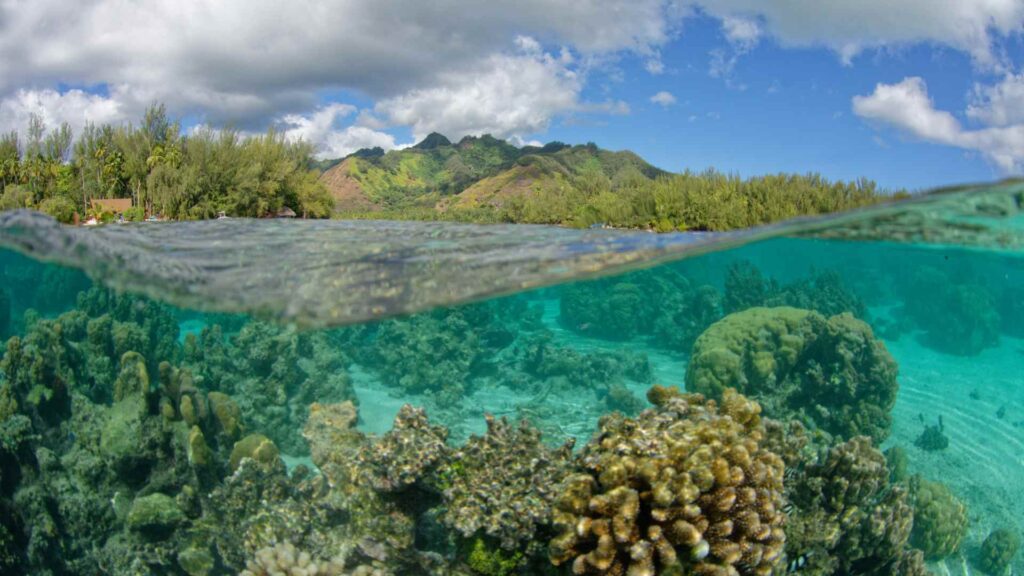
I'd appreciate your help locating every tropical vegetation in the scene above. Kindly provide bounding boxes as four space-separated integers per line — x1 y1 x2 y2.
0 106 905 230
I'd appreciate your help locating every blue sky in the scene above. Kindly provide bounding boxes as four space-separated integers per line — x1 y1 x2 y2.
1 1 1023 191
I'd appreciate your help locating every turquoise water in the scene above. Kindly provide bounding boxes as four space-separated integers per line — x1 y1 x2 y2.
0 184 1022 575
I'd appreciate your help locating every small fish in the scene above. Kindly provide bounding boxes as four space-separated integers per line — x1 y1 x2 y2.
787 553 809 572
577 323 591 331
782 502 796 515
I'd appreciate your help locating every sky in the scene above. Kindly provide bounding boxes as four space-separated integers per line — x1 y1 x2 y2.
1 1 1024 191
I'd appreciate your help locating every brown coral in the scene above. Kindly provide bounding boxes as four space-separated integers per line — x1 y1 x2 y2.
549 388 785 576
440 414 574 550
362 404 448 492
782 435 918 575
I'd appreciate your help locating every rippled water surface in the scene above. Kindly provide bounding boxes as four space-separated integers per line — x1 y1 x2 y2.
0 182 1021 575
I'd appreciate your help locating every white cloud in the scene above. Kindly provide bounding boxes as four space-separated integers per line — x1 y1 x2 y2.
644 58 666 75
853 76 1024 172
0 0 680 125
0 88 129 140
694 0 1024 69
277 103 401 159
375 49 583 142
650 91 677 106
967 73 1024 127
720 15 761 49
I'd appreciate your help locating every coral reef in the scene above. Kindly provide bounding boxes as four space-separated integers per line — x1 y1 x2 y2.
184 320 356 456
512 331 653 394
899 266 1000 356
439 414 574 550
240 542 347 576
976 528 1021 575
359 298 542 402
723 261 866 319
781 435 922 575
362 404 448 492
559 268 723 350
550 387 786 576
909 477 969 560
686 307 899 443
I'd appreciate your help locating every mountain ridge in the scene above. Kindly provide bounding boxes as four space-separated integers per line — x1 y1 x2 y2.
319 133 667 215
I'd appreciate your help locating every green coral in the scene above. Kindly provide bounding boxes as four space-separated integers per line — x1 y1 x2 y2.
909 477 969 560
550 388 786 576
463 537 524 576
126 493 185 535
229 433 281 472
976 528 1021 575
686 306 898 443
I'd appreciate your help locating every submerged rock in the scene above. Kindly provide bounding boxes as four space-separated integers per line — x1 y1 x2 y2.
126 493 184 535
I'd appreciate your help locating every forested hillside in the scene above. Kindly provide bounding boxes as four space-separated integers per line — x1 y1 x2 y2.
325 135 902 231
0 106 902 230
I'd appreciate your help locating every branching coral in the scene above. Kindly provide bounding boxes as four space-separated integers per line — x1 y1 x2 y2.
909 477 968 560
439 414 574 550
781 435 920 575
686 307 898 443
239 542 348 576
550 387 786 576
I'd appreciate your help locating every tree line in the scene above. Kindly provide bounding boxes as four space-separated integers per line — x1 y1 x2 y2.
342 164 907 232
0 104 333 222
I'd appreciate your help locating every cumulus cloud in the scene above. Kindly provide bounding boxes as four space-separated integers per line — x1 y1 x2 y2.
853 76 1024 172
2 0 1023 157
375 50 583 142
650 91 677 106
276 103 400 159
0 0 680 124
694 0 1024 68
967 73 1024 127
0 88 129 140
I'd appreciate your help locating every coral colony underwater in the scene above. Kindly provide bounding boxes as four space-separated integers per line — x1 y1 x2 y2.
0 184 1022 576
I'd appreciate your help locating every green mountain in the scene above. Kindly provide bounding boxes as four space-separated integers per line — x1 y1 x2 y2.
319 134 665 215
319 133 893 231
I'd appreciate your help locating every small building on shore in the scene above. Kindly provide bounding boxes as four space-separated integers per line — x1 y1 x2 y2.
90 199 134 214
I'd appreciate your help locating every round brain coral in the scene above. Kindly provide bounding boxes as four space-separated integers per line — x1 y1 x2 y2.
549 387 785 576
686 307 898 443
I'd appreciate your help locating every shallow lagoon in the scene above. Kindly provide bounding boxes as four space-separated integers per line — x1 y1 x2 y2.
0 185 1022 575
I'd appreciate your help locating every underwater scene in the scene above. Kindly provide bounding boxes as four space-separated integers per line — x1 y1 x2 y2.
0 185 1022 576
